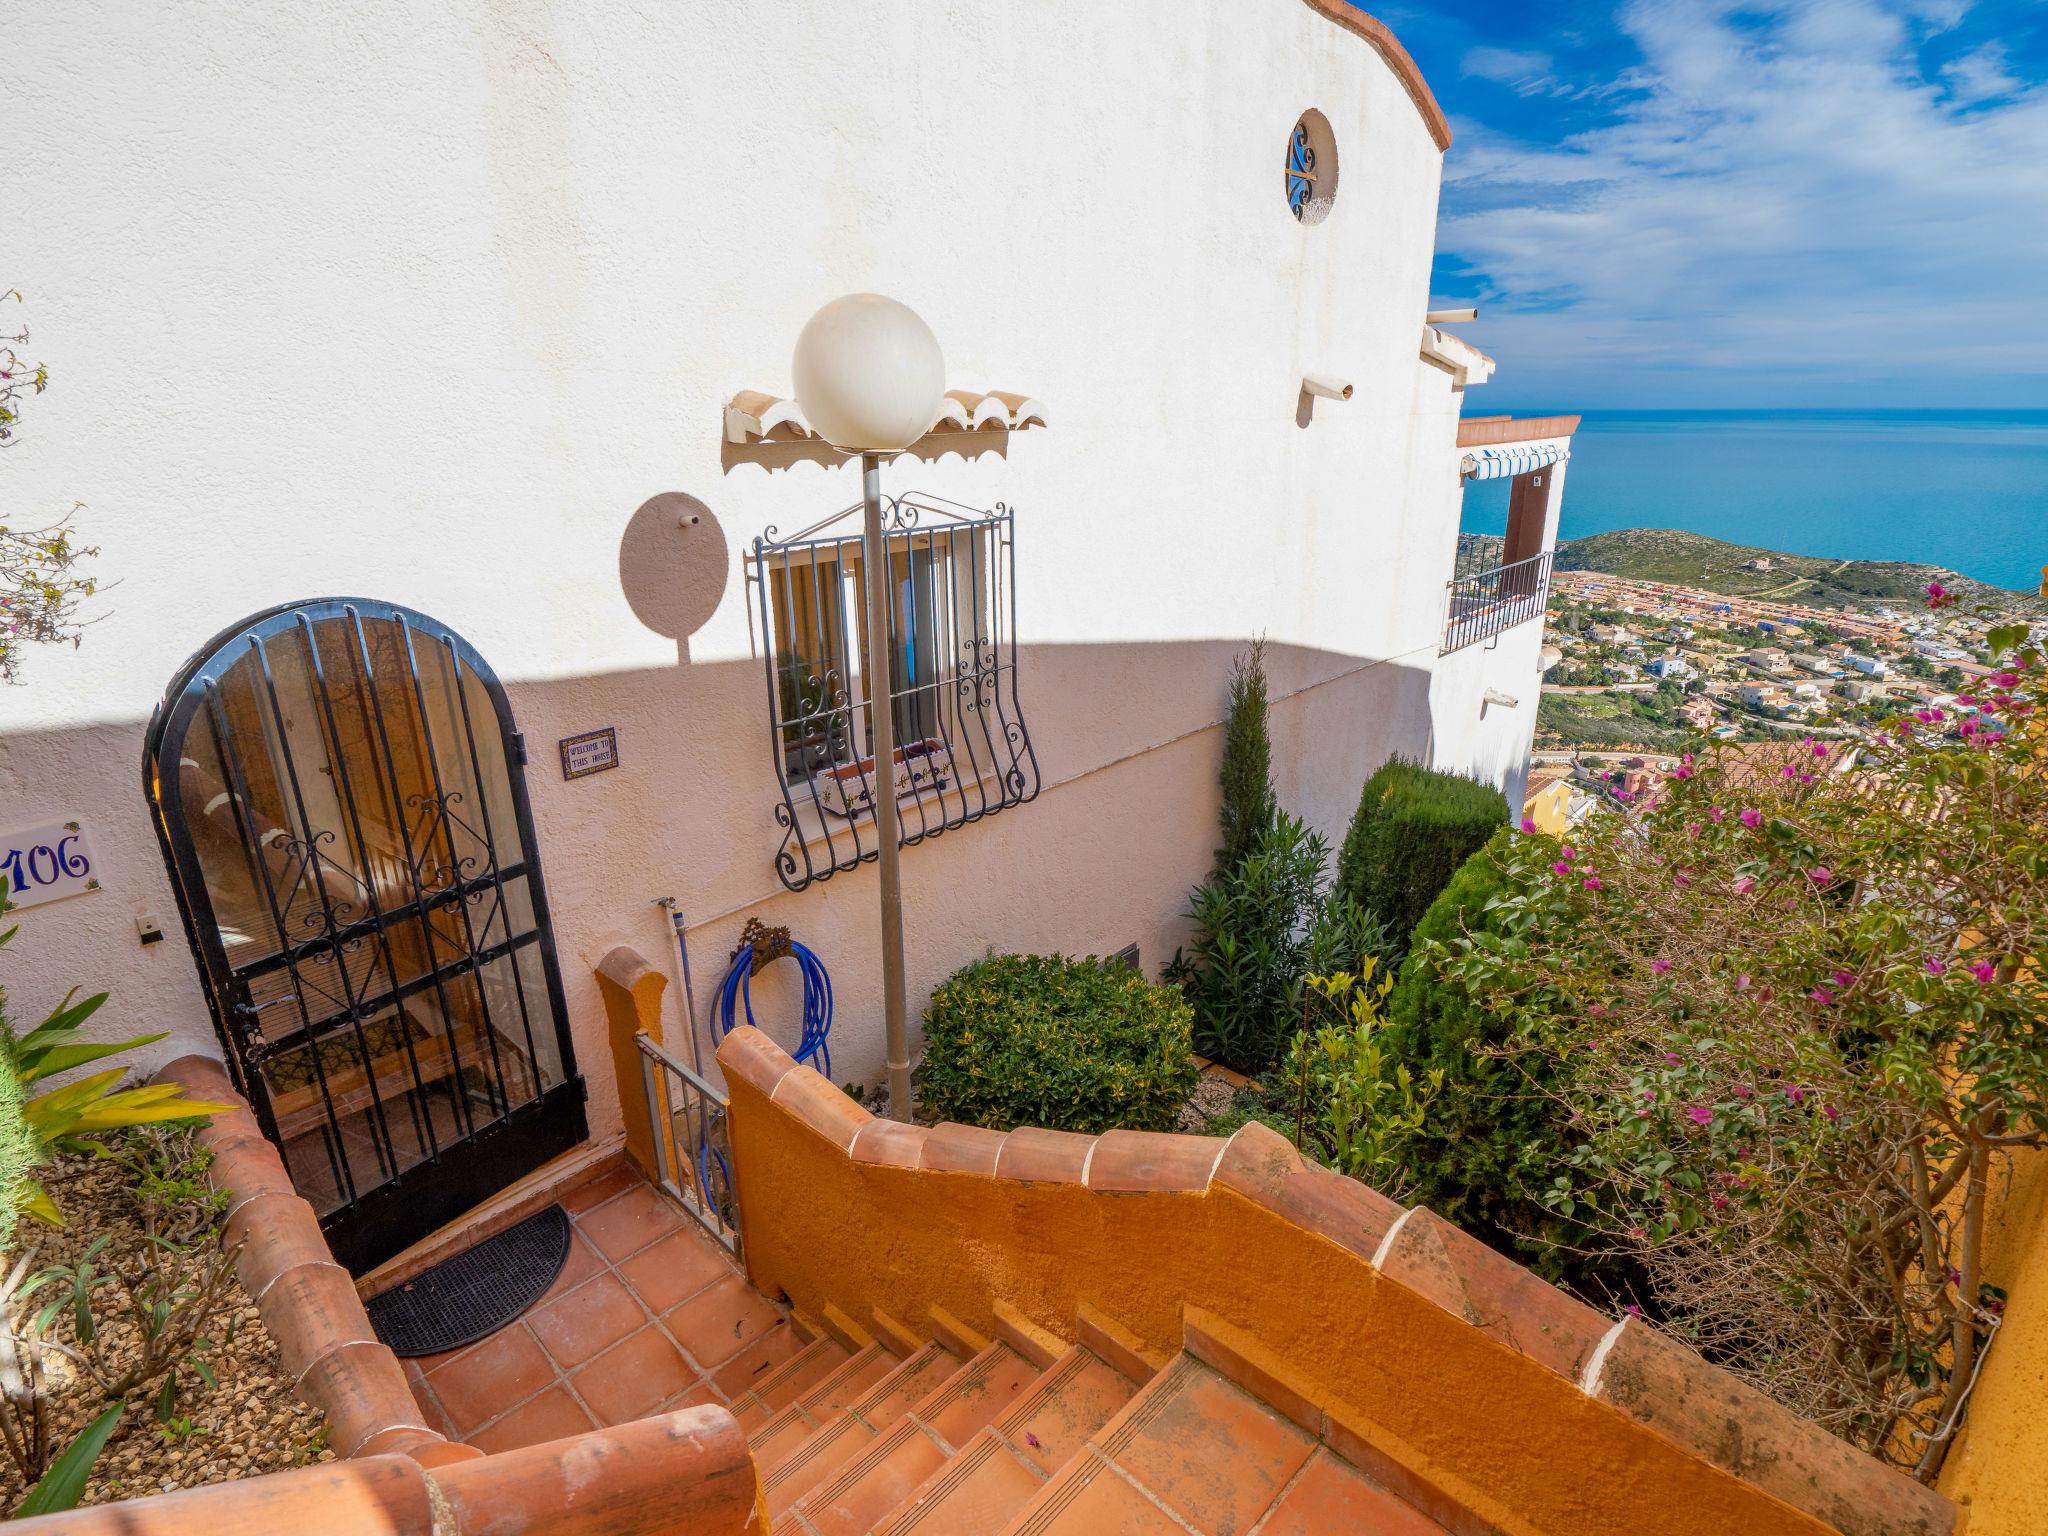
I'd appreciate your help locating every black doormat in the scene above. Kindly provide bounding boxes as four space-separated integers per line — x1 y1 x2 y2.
367 1203 571 1357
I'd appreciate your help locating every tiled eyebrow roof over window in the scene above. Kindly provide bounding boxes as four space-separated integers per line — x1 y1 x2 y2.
1298 0 1453 151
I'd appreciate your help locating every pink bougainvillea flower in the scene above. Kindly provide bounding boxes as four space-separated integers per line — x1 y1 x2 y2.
1798 771 1813 784
1807 866 1832 884
1916 708 1944 723
1831 969 1854 987
1960 720 1978 738
1970 960 1998 983
1957 693 1978 706
1560 844 1575 859
1662 1051 1681 1066
1589 1003 1606 1017
1711 1193 1731 1211
1823 1103 1841 1123
1811 739 1829 758
1994 671 2020 688
1925 957 1946 975
1551 860 1572 876
1733 876 1757 895
1521 816 1537 834
1709 806 1726 823
1809 986 1835 1005
1674 871 1692 889
1785 1084 1806 1104
1652 958 1673 974
1734 972 1752 989
1733 1084 1752 1100
1740 808 1762 828
1583 875 1603 891
1686 1106 1712 1126
1779 763 1797 779
1686 820 1702 840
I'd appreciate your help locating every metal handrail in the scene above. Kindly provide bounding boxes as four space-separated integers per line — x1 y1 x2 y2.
634 1031 739 1254
1442 550 1553 655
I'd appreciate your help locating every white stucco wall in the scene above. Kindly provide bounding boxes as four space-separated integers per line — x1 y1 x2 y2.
0 0 1548 1155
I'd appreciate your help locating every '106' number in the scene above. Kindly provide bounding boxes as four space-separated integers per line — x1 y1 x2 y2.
1 835 91 893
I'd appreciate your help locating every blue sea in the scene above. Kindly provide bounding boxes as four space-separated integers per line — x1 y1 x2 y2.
1459 410 2048 594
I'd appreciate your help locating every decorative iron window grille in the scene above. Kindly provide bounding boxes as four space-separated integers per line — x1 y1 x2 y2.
1285 120 1318 218
750 493 1039 892
1441 550 1553 655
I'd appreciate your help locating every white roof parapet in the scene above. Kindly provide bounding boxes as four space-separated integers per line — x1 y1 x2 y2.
724 389 1046 447
1420 324 1496 388
1460 441 1570 481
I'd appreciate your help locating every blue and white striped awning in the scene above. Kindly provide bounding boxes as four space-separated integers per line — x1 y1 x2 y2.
1460 442 1570 481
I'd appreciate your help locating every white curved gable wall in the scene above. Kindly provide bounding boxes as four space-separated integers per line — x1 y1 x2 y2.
1 0 1545 1140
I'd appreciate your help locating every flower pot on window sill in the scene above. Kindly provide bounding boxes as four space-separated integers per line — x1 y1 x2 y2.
813 738 951 819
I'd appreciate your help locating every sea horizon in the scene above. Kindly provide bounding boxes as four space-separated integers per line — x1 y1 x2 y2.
1460 407 2048 593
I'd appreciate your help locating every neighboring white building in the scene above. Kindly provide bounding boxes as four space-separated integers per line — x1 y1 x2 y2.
0 1 1570 1270
1846 653 1889 677
1647 655 1693 681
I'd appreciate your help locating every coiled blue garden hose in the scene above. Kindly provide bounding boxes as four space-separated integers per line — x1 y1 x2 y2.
715 935 834 1080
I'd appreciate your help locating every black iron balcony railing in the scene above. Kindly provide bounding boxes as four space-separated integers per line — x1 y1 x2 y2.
1442 550 1553 655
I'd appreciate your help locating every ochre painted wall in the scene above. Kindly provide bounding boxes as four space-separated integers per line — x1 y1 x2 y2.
720 1037 1856 1536
1939 1144 2048 1532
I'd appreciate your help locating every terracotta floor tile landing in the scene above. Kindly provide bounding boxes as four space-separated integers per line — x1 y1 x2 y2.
401 1163 782 1453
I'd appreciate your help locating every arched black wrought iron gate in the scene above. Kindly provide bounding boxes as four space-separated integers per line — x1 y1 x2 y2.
143 599 586 1274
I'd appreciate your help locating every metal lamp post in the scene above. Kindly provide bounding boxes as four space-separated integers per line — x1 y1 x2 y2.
791 293 947 1122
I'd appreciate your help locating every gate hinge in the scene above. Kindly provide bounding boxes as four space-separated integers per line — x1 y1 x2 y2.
510 732 528 766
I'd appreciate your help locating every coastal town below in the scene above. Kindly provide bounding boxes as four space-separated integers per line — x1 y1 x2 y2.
1520 531 2044 832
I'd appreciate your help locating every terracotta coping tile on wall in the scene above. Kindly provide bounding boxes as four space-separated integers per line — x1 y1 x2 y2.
769 1069 871 1152
1376 1206 1610 1383
1210 1123 1402 1261
993 1125 1095 1184
224 1194 341 1301
1588 1318 1956 1536
722 1026 800 1100
266 1263 384 1382
1085 1129 1222 1193
848 1118 929 1169
296 1340 436 1458
919 1122 1008 1175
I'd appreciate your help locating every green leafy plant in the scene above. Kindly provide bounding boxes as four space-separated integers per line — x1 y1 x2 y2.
1334 757 1508 952
1214 639 1278 876
1276 967 1441 1194
919 953 1198 1134
1387 828 1596 1285
1170 814 1390 1074
10 1403 122 1519
1434 627 2048 1475
0 879 235 1231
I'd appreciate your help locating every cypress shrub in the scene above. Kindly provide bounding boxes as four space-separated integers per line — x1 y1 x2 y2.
1335 758 1508 951
1214 639 1277 876
919 953 1198 1134
1383 828 1588 1284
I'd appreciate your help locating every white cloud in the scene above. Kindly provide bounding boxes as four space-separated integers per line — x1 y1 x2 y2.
1436 0 2048 401
1463 45 1554 86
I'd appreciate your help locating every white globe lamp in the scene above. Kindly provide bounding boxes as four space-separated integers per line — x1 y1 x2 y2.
791 294 946 453
787 293 948 1123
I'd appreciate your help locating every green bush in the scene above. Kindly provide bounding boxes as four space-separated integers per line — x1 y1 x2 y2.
1214 640 1277 876
1382 828 1588 1283
1170 813 1392 1075
919 953 1198 1134
1335 758 1508 952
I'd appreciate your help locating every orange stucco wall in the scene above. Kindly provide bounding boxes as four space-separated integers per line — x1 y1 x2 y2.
721 1054 1843 1536
1940 1143 2048 1531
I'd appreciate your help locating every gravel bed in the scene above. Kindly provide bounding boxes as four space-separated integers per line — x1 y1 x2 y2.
1 1140 332 1511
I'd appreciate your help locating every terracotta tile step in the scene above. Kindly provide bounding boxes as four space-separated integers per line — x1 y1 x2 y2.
759 1342 964 1515
779 1342 1041 1536
751 1344 908 1473
874 1345 1145 1536
735 1336 855 1431
996 1350 1458 1536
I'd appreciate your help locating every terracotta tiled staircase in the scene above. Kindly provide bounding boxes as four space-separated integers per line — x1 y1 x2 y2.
677 1281 1453 1535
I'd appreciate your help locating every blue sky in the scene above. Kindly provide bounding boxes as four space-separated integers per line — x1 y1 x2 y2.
1370 0 2048 409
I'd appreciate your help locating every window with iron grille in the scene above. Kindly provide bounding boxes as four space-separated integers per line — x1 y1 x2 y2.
750 493 1039 891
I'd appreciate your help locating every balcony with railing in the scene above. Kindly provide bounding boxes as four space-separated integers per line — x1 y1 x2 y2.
1441 548 1553 654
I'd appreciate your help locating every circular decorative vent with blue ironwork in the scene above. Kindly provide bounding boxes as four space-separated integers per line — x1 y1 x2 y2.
1286 109 1338 225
